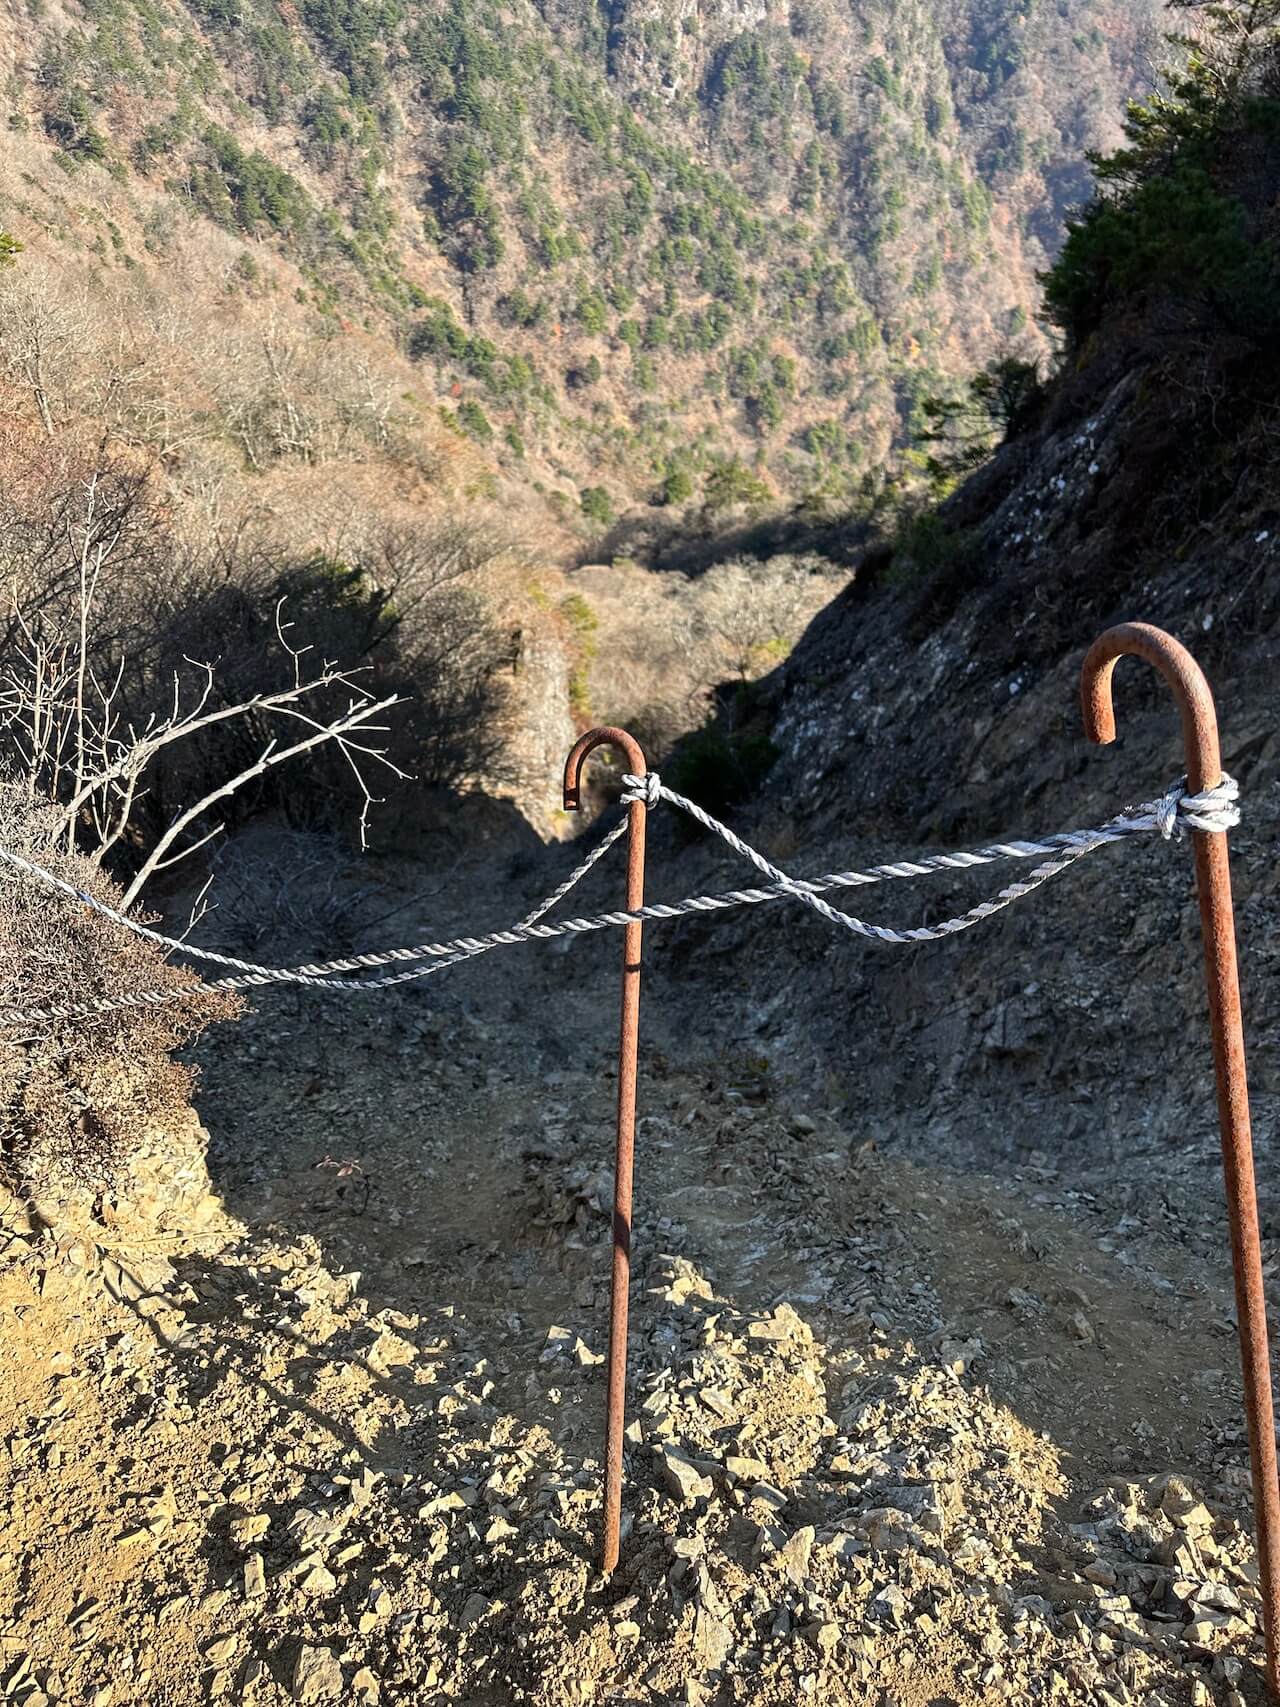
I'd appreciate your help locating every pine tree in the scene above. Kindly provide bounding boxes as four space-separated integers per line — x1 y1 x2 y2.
1043 0 1280 342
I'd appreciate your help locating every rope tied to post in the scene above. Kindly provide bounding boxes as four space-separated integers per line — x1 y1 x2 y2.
1152 773 1240 838
606 768 1246 953
625 770 1241 839
0 767 1245 1027
621 772 662 809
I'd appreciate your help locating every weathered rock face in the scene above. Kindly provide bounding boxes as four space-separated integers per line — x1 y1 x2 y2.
650 341 1280 1171
493 621 579 840
3 1107 223 1245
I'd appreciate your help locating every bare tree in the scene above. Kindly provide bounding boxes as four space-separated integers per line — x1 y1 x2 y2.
1 556 405 905
0 263 82 436
206 312 414 471
693 556 835 681
81 288 211 461
0 430 162 661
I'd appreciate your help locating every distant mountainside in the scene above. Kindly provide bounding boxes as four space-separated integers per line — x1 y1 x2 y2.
0 0 1162 534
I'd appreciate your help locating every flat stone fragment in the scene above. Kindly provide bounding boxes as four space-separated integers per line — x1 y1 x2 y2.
541 1326 573 1362
300 1563 338 1596
292 1646 344 1703
724 1456 770 1483
746 1482 788 1514
873 1583 908 1626
1159 1476 1214 1534
778 1525 814 1586
287 1508 353 1554
746 1304 812 1344
352 1667 380 1703
698 1387 733 1418
459 1593 492 1629
1193 1581 1243 1615
655 1446 713 1506
808 1620 840 1656
864 1510 929 1555
1184 1614 1240 1650
230 1513 271 1549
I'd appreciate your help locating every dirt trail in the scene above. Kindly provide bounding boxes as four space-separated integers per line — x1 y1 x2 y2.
1 828 1275 1707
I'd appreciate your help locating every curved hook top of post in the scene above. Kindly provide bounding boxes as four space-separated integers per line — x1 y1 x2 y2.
1081 621 1222 795
564 727 648 812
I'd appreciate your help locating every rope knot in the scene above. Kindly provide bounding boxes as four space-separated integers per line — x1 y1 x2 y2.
1154 773 1241 839
1154 776 1184 840
621 772 661 808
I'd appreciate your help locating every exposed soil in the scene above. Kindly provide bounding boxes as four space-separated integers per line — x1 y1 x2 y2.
1 816 1275 1707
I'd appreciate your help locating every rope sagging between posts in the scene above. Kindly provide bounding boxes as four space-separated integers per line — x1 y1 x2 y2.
634 770 1240 946
0 770 1242 1029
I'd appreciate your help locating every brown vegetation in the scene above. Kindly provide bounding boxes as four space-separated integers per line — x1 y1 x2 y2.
0 786 238 1205
0 0 1164 526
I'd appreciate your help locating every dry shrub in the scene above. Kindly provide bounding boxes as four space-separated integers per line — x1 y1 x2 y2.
569 554 848 761
0 246 478 489
0 402 523 872
199 827 384 957
0 405 169 655
0 784 239 1204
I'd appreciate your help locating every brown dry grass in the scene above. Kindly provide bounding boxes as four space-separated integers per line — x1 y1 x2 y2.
0 786 239 1204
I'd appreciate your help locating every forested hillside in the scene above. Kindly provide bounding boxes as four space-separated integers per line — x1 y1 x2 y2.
0 0 1161 530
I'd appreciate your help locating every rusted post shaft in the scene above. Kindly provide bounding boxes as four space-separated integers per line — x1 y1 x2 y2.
1191 824 1280 1695
564 726 648 1576
1082 622 1280 1697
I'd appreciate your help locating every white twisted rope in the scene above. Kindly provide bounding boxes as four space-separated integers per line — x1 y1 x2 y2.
631 771 1239 947
0 771 1240 1029
0 813 631 985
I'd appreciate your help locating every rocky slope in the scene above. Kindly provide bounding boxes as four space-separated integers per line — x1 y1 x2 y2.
0 863 1273 1705
649 303 1280 1179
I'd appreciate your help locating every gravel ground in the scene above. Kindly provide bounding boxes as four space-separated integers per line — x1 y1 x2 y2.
1 810 1276 1707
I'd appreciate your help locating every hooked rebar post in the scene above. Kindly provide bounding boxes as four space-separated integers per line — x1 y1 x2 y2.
563 726 649 1577
1083 621 1280 1699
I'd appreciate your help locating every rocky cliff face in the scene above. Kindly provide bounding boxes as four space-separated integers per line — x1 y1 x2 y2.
650 335 1280 1182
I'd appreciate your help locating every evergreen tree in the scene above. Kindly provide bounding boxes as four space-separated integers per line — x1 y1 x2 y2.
1043 0 1280 344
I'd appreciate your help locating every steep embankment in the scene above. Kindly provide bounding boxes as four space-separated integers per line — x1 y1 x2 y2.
649 189 1280 1178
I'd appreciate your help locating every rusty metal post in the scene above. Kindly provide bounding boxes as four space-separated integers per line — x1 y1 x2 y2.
564 726 648 1576
1082 621 1280 1697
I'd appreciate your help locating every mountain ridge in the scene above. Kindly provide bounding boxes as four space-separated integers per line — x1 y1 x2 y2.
1 0 1162 535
